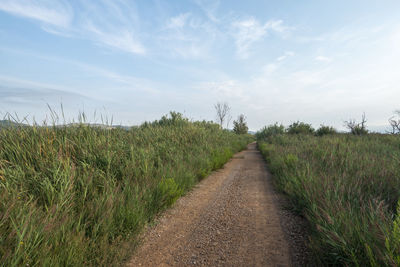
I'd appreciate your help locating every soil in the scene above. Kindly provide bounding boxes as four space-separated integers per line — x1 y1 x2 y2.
128 142 311 267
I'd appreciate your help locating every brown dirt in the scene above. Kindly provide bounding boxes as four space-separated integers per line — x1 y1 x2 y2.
128 142 311 267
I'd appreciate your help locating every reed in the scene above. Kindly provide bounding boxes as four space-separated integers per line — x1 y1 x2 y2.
0 112 252 266
257 133 400 266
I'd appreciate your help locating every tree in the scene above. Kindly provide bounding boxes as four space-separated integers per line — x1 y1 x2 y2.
233 114 248 134
388 110 400 134
214 102 231 129
344 112 368 135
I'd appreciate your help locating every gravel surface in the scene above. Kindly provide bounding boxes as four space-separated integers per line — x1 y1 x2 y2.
128 142 311 267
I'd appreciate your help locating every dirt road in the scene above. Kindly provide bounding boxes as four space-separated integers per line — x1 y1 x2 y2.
128 143 309 267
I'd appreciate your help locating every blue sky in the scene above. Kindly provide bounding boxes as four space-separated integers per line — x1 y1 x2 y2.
1 0 400 131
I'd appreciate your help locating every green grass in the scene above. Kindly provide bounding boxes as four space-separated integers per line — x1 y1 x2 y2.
0 112 253 266
257 133 400 266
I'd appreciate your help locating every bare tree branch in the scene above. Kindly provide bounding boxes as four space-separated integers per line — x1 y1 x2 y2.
344 112 368 135
388 110 400 134
214 102 231 128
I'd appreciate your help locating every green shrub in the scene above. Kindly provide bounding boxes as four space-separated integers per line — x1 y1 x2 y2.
287 121 314 134
315 125 337 136
350 125 369 135
256 123 285 140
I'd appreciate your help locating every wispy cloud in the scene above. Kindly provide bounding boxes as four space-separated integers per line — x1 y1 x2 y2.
232 18 290 59
0 75 88 97
194 0 220 22
192 23 400 130
0 47 160 96
196 79 247 100
264 20 291 34
262 63 278 75
277 51 295 61
315 56 332 62
159 12 220 59
0 85 84 104
84 22 146 55
0 0 145 55
74 63 161 95
167 13 191 29
78 0 145 55
0 0 72 27
0 1 291 61
0 75 92 118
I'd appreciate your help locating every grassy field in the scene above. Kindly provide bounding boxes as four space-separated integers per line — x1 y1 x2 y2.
257 132 400 266
0 112 252 266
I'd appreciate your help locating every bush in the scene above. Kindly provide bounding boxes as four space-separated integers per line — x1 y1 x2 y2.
144 111 188 127
287 121 314 134
315 125 337 136
256 123 285 140
350 125 368 135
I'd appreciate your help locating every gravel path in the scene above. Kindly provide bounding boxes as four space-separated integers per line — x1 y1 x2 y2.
128 142 310 267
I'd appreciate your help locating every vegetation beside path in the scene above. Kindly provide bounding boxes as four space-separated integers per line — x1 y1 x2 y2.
257 132 400 266
0 112 252 266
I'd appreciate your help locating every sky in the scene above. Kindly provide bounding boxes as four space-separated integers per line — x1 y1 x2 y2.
0 0 400 131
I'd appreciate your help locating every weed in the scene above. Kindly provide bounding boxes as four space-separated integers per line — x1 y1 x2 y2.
0 112 253 266
258 133 400 266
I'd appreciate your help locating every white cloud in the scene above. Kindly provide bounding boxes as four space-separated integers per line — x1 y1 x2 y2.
3 1 399 130
264 20 290 33
262 63 278 74
191 24 400 131
199 80 247 100
194 0 220 22
232 18 267 58
277 51 295 61
0 0 146 56
159 12 220 59
0 74 86 96
84 22 146 55
0 0 72 27
315 56 332 62
232 18 290 59
167 13 191 29
74 63 160 95
0 47 160 97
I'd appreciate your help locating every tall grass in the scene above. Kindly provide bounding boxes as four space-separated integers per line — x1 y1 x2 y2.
257 133 400 266
0 112 252 266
